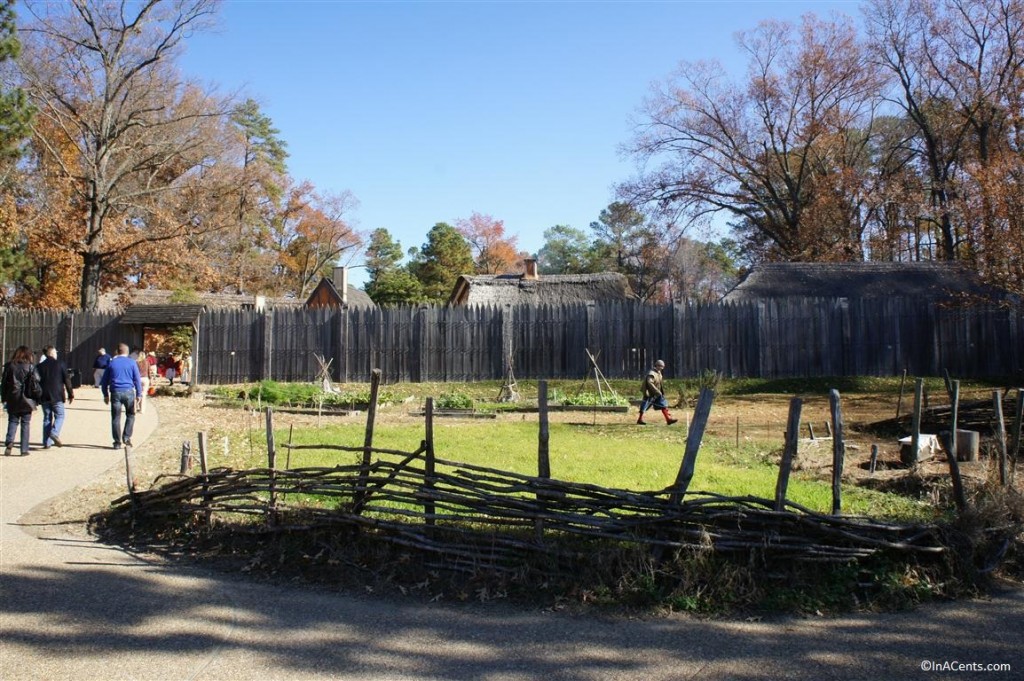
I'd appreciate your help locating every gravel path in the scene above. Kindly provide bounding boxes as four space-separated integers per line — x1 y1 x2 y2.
1 388 1023 680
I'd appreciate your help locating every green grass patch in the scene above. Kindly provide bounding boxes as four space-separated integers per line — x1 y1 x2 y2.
269 419 929 520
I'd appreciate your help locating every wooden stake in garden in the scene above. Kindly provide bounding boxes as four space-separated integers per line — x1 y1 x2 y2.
536 380 551 540
944 381 967 513
669 387 714 504
994 391 1009 486
910 378 924 462
124 442 137 495
896 369 908 420
179 441 192 475
829 389 845 515
198 430 210 525
1011 388 1024 484
774 398 803 512
424 397 436 528
353 369 382 513
265 408 277 512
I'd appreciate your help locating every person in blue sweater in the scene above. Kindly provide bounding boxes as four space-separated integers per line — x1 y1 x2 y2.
101 343 143 449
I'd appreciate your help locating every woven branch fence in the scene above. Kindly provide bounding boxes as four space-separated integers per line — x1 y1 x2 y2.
111 375 951 575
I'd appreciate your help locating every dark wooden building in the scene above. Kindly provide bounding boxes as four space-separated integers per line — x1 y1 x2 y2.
722 262 1010 304
449 259 635 306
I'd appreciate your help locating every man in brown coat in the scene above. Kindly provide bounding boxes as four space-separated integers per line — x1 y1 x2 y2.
637 359 677 426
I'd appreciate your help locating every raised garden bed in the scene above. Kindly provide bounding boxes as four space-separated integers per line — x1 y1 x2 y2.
408 409 498 419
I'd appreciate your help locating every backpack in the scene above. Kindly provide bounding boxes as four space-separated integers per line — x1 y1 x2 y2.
24 365 43 402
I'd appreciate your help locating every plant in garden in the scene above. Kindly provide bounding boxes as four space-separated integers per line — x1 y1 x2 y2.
436 391 474 410
562 391 628 407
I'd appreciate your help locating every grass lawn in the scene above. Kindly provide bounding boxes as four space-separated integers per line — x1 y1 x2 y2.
261 417 933 521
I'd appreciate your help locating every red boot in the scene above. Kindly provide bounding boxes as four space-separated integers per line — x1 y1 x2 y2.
662 408 678 425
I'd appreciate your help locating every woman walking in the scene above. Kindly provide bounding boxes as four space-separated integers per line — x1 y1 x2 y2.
1 346 43 456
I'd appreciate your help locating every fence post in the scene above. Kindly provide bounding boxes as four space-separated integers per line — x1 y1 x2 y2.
535 380 551 541
774 398 803 512
424 397 435 528
354 368 382 513
198 431 210 525
1011 388 1024 485
944 381 967 513
829 389 845 515
910 378 923 461
124 442 137 495
669 388 715 504
266 408 278 519
994 391 1008 486
179 441 192 475
895 369 908 420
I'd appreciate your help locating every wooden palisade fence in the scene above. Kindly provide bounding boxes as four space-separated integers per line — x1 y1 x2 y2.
2 297 1022 385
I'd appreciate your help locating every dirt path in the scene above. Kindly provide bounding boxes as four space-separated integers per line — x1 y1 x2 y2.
2 389 1023 680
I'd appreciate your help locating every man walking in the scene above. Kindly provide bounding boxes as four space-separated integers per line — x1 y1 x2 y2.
92 347 110 388
637 359 678 426
101 343 143 449
37 345 74 448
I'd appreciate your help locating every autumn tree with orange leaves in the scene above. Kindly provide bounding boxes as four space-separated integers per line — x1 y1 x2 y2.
455 212 525 275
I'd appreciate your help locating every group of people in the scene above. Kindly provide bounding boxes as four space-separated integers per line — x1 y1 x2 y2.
96 348 191 388
2 343 191 455
1 345 75 456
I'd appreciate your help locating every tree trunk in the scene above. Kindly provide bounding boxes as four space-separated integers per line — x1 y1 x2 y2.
80 250 102 311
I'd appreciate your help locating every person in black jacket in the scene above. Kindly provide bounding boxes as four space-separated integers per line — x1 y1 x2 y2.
1 345 42 456
37 345 74 449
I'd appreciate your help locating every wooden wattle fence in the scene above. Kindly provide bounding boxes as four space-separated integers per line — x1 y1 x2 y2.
111 372 951 574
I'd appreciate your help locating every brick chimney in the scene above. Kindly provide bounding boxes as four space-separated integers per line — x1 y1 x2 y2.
332 266 349 305
523 258 539 280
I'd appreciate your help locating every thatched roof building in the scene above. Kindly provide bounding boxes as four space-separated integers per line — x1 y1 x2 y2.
721 262 1007 303
449 259 635 306
97 288 300 313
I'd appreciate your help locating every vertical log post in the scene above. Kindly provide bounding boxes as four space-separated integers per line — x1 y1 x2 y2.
735 415 740 448
424 397 436 528
285 424 294 471
1011 388 1024 485
774 398 803 512
354 368 382 514
807 422 816 440
266 408 277 512
910 378 924 462
179 441 192 475
829 389 845 515
669 388 715 505
198 431 210 525
949 380 960 463
895 369 908 421
535 381 551 540
124 444 137 496
944 381 967 513
869 444 878 475
994 391 1008 486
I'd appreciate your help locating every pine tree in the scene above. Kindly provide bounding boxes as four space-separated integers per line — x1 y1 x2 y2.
364 228 423 305
0 0 32 161
408 223 474 303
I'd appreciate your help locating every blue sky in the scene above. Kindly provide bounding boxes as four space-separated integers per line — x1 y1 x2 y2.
180 0 859 286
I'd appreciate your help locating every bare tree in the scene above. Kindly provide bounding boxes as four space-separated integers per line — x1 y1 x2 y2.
621 14 881 261
18 0 231 309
